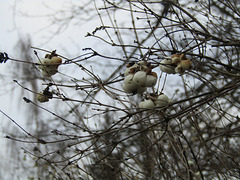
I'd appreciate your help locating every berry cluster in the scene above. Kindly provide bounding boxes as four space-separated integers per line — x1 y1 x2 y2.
37 86 53 103
37 52 61 103
159 54 192 74
122 61 157 94
139 93 171 112
122 54 193 112
38 54 62 77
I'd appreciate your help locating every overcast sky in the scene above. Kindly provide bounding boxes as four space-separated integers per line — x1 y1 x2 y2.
0 1 103 179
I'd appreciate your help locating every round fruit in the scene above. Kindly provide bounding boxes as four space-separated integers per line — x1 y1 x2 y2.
37 93 49 103
155 94 170 107
132 71 147 86
123 74 139 93
145 73 157 87
179 60 192 70
159 59 176 74
139 99 155 109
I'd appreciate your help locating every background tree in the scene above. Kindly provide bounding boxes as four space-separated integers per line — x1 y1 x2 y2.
1 0 240 179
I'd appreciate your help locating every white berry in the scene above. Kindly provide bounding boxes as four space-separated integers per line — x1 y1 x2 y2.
155 94 170 107
132 71 147 86
139 99 155 109
145 73 157 87
159 59 176 74
123 74 139 93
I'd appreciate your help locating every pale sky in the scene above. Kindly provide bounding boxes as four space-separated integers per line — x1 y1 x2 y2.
0 1 103 179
